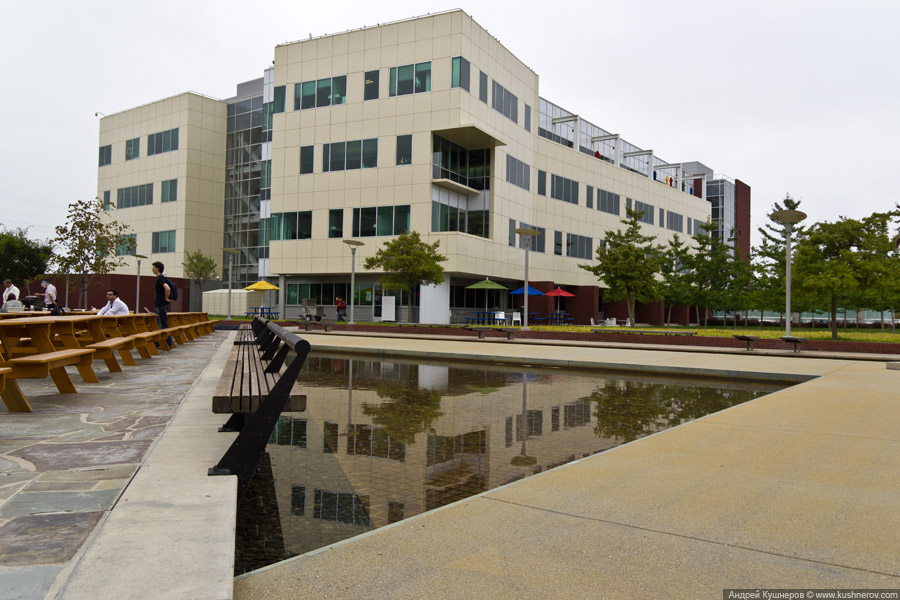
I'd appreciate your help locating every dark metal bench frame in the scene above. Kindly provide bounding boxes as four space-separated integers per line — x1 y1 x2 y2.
733 335 760 350
209 317 310 498
465 326 518 340
781 336 805 352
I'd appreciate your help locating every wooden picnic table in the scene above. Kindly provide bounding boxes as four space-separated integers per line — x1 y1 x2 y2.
590 328 697 336
0 317 97 412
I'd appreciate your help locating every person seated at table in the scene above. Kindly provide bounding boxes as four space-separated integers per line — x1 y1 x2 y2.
96 289 130 316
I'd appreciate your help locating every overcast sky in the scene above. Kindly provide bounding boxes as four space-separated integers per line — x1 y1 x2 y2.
2 0 897 247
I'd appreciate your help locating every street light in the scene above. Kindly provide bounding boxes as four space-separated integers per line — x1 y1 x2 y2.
343 240 364 324
223 248 240 320
515 228 540 331
131 254 148 313
770 209 807 337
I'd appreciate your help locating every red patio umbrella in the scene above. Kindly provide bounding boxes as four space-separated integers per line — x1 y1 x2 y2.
544 287 575 312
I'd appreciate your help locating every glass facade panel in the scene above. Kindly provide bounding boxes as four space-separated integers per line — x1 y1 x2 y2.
396 134 412 165
331 75 347 105
99 145 112 166
346 140 361 170
273 86 285 113
329 209 343 238
364 70 379 100
300 146 314 174
362 139 378 168
301 81 316 109
316 78 332 107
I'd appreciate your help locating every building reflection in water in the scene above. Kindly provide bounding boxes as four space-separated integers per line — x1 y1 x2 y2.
235 353 786 574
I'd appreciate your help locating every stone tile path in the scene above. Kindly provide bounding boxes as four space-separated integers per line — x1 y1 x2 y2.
0 331 227 600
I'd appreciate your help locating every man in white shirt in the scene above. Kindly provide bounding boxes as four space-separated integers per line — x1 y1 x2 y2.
2 279 19 302
97 289 130 316
41 278 58 312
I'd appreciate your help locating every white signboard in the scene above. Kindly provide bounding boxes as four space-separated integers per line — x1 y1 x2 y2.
380 295 396 322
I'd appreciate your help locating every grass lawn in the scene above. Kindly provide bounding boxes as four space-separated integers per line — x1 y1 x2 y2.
532 324 900 343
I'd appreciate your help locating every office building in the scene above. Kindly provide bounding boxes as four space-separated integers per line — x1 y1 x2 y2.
96 9 750 324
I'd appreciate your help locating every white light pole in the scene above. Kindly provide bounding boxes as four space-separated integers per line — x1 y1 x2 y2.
131 254 148 314
343 240 364 324
223 248 240 320
515 228 539 330
770 209 807 337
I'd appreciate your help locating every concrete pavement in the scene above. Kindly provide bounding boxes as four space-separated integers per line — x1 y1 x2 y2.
235 333 900 599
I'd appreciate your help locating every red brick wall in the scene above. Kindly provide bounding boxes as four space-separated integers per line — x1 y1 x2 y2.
30 274 190 312
735 179 752 262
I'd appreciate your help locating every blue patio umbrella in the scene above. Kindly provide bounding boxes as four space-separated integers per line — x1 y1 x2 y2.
509 286 544 296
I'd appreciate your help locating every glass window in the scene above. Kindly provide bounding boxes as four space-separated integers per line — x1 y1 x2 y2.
397 65 414 95
479 71 488 103
508 219 515 247
103 190 111 210
322 143 330 172
283 212 299 240
415 62 431 93
396 134 412 165
273 86 285 113
147 128 178 156
389 67 397 97
301 81 316 109
293 83 303 110
329 209 343 238
554 231 563 255
161 179 177 203
538 170 546 196
524 104 531 132
300 146 314 174
152 230 176 253
360 207 377 236
116 234 136 256
316 79 331 107
125 138 139 161
362 138 378 168
376 206 393 236
330 141 346 172
451 57 470 91
394 205 410 234
586 186 593 209
331 76 346 105
99 145 112 167
298 211 312 239
364 70 379 101
346 140 361 170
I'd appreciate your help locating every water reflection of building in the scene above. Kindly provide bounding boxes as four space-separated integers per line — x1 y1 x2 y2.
255 355 776 560
264 357 617 557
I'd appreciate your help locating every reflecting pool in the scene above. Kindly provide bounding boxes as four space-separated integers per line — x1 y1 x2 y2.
234 353 788 574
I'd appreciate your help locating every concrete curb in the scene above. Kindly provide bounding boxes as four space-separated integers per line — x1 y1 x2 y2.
57 331 239 600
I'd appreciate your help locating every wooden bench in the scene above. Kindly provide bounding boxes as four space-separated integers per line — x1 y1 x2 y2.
733 335 760 351
302 321 334 332
209 318 311 498
465 326 518 340
590 328 697 336
781 336 805 352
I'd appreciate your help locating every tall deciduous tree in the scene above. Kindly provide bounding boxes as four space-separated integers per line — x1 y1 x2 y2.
53 198 132 309
580 208 663 323
182 250 219 310
687 221 731 326
363 231 447 323
793 217 869 340
659 234 693 325
0 226 54 292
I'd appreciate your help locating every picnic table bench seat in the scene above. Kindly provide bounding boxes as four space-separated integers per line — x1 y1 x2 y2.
1 349 97 412
733 335 760 351
209 318 311 498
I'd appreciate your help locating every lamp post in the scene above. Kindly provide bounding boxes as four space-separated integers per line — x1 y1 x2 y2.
343 240 364 324
770 209 807 337
131 254 148 314
223 248 240 320
515 228 539 330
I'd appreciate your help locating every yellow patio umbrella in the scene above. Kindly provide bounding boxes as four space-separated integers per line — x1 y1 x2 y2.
243 281 280 291
243 281 281 311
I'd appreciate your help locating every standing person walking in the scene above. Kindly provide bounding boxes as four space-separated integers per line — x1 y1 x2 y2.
334 296 346 321
151 262 175 349
41 278 61 315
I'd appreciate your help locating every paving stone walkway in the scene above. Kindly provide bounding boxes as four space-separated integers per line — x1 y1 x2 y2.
0 331 227 600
